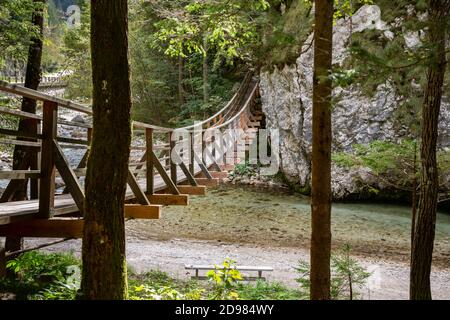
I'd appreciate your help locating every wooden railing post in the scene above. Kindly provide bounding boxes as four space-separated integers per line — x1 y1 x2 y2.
170 131 177 183
146 128 154 194
30 120 41 200
38 101 57 218
189 132 195 174
202 131 207 164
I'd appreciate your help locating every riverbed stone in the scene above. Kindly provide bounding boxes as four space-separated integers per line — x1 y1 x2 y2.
71 115 86 124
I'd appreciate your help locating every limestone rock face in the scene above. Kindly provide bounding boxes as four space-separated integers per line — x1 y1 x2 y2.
259 5 450 199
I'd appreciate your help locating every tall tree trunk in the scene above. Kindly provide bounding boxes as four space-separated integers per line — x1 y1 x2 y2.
0 0 45 271
203 36 209 104
411 140 418 259
178 55 186 105
410 0 450 300
1 0 44 202
81 0 132 300
310 0 334 300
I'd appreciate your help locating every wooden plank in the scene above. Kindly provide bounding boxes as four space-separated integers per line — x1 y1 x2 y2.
170 132 177 183
197 171 228 179
189 133 195 174
127 169 150 205
58 119 92 129
125 204 161 219
0 106 42 120
151 151 180 195
0 81 93 115
190 276 266 281
56 136 89 146
178 158 198 186
194 178 219 187
0 170 41 180
146 128 154 194
194 152 213 179
0 219 84 238
175 186 206 196
146 194 189 206
185 265 274 272
39 101 57 218
0 128 41 140
54 141 85 214
0 138 41 148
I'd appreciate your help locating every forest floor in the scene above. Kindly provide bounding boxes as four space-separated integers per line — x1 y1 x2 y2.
27 185 450 300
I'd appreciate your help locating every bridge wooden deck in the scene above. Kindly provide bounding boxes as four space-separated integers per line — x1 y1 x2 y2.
0 73 262 242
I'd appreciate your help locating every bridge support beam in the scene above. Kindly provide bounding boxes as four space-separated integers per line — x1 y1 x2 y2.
0 219 84 238
175 186 206 196
125 204 161 219
146 194 189 206
196 171 228 179
180 178 219 188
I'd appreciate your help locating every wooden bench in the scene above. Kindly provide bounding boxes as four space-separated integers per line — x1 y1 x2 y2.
185 264 274 281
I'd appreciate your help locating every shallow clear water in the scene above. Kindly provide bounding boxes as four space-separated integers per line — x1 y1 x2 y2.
128 185 450 264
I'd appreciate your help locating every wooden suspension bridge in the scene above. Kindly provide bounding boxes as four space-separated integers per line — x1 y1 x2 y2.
0 73 263 262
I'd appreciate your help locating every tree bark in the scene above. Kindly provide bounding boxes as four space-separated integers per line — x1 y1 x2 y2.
0 0 44 203
0 0 45 272
310 0 334 300
81 0 132 300
203 36 209 104
410 0 450 300
178 55 186 105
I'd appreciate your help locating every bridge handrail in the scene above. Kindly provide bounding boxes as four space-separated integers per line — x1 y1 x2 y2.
0 73 255 133
178 72 253 131
208 81 259 131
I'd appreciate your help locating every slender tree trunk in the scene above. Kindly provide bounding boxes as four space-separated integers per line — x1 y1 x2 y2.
81 0 132 300
178 55 186 105
203 36 209 104
411 141 418 257
1 0 44 203
0 0 45 272
410 0 450 300
310 0 334 300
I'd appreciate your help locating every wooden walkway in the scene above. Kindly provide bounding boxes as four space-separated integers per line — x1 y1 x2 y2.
0 73 262 240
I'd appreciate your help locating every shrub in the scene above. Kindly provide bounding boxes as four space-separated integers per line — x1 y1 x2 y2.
295 245 371 300
2 251 80 300
206 259 243 300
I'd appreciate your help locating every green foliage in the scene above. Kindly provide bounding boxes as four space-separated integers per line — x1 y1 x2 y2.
150 0 270 66
0 0 43 64
206 259 243 300
232 161 257 177
128 0 240 126
333 0 374 20
61 0 91 101
332 140 423 194
1 251 80 300
333 140 417 174
235 281 300 300
259 0 313 67
1 253 297 301
347 0 450 136
295 245 371 300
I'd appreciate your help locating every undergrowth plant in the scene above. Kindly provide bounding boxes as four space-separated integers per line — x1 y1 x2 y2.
206 259 243 300
2 251 80 300
295 245 370 300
